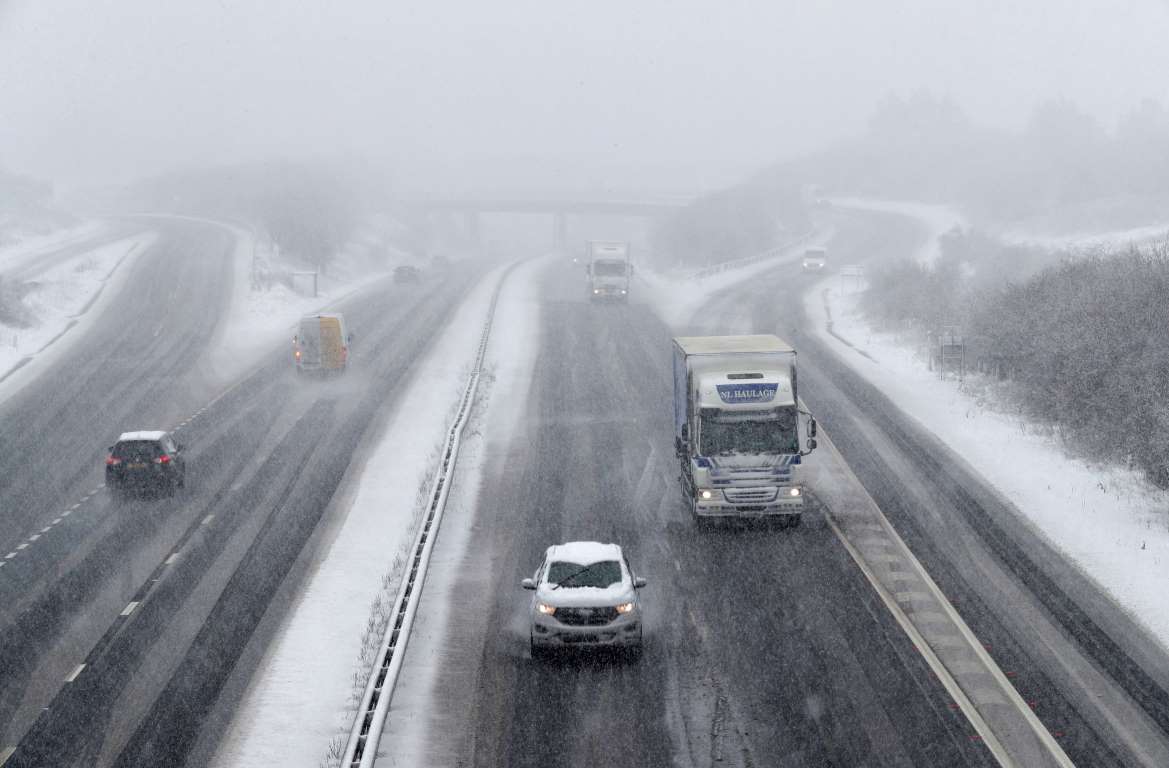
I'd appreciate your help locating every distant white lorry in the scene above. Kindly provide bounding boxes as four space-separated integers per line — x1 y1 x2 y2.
584 241 631 302
672 334 817 526
801 247 827 271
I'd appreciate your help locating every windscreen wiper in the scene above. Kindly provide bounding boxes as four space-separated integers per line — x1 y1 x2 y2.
550 562 601 590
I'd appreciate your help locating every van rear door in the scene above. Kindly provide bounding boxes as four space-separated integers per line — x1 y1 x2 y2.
297 318 323 367
319 315 345 370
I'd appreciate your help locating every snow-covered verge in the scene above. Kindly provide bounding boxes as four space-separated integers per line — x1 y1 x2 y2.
209 261 520 768
202 223 405 385
638 229 832 328
0 219 108 274
805 276 1169 652
0 231 157 401
828 197 967 265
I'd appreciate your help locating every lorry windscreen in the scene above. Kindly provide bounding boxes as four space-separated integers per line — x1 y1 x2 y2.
700 407 799 455
592 260 626 277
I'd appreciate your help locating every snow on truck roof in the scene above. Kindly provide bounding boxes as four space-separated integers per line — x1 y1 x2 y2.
117 430 167 442
545 541 622 564
673 334 795 355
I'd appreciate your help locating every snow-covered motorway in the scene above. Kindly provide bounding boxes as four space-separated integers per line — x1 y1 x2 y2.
369 211 1169 767
0 219 481 766
5 210 1169 768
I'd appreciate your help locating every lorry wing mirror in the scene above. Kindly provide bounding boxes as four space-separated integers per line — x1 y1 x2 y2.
807 438 817 452
633 576 648 589
809 418 818 437
521 578 537 590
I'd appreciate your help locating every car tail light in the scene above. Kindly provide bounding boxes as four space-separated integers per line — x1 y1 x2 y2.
106 455 121 466
295 349 301 359
154 455 171 465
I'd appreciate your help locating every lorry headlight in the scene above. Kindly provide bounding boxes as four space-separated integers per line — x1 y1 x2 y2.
698 488 714 500
536 603 556 615
616 602 635 614
593 289 600 294
620 289 627 294
789 487 801 497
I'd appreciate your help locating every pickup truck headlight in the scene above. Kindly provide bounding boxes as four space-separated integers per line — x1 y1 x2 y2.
536 603 556 615
616 602 635 614
789 487 801 497
697 488 715 501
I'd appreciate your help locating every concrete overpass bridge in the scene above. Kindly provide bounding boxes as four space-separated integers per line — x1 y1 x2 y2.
407 196 691 250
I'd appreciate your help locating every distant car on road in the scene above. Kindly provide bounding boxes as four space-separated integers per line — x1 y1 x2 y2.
393 265 421 283
802 247 828 271
106 430 185 497
522 541 647 657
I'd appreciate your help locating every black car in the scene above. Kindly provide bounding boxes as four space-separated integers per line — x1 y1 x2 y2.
106 430 186 496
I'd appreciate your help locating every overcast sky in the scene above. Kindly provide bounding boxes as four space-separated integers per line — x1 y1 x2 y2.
2 0 1168 196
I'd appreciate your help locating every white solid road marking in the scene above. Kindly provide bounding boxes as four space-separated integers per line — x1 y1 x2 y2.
164 552 179 565
65 664 86 683
0 746 15 766
121 601 139 617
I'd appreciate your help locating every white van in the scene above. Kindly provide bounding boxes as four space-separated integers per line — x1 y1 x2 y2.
294 313 351 374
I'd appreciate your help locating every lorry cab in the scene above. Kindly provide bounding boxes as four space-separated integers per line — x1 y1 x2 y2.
672 335 817 526
294 313 351 374
584 241 631 302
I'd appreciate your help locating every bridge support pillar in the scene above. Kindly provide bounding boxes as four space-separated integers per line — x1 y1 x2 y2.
552 212 568 252
462 211 482 247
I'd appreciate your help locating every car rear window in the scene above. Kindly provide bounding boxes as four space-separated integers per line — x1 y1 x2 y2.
114 441 162 460
547 560 622 589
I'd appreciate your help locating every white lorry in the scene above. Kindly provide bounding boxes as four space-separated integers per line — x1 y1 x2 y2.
672 334 817 526
584 241 631 302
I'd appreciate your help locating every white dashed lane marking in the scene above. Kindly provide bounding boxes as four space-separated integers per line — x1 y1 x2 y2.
28 535 40 542
15 544 28 551
121 601 139 617
68 503 79 511
40 526 52 534
52 517 62 525
201 514 214 526
3 553 16 560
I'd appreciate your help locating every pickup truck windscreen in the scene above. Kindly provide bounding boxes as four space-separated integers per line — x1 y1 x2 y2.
699 406 799 455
